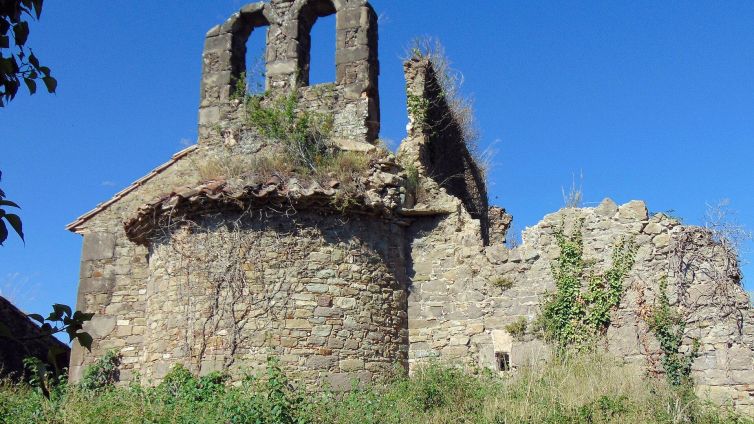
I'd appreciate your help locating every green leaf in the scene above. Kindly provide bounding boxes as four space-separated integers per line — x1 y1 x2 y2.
28 52 39 69
23 77 36 94
76 332 93 351
6 79 19 99
32 0 44 19
0 57 14 74
73 310 94 322
5 213 23 242
0 220 7 245
13 21 29 46
41 75 56 93
0 200 20 208
28 313 45 324
0 35 8 49
52 303 72 318
0 20 10 36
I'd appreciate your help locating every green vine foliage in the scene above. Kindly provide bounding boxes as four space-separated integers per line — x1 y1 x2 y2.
406 92 429 132
538 220 637 352
647 276 700 387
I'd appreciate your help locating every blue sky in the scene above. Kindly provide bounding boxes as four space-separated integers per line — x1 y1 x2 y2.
1 1 754 318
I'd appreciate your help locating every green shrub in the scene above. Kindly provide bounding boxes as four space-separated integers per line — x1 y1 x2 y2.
247 91 333 172
79 350 120 391
647 276 699 387
505 317 528 338
537 221 637 351
492 277 513 291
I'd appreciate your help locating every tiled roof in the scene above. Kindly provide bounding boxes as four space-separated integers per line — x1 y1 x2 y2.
122 175 399 245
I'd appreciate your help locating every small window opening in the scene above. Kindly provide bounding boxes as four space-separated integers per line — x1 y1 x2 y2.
308 13 336 85
244 28 268 95
496 352 511 372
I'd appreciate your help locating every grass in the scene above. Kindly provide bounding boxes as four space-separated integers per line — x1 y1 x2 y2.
1 352 749 424
491 277 513 291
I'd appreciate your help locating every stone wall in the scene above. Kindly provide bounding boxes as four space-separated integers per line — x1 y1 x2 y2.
405 197 754 413
67 147 203 382
66 0 754 414
142 211 408 388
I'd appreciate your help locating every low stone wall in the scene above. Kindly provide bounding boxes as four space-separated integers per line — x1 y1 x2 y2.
142 211 408 388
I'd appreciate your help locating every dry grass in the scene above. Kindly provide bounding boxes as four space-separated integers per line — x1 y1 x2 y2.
195 147 386 203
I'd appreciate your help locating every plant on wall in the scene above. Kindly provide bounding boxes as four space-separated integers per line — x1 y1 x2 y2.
646 276 699 387
536 220 637 351
247 91 333 172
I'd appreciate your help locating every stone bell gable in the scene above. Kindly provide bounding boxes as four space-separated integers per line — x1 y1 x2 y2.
199 0 380 147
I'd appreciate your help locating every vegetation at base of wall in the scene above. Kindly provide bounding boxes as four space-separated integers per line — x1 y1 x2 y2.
536 220 637 351
505 316 528 339
1 352 749 423
647 276 700 388
79 351 120 392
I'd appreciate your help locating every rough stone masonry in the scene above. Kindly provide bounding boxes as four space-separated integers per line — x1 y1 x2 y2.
67 0 754 413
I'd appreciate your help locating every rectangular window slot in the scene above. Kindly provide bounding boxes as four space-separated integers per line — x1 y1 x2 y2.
496 352 511 371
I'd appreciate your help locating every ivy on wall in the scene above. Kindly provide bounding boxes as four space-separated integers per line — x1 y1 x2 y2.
536 220 637 351
647 276 699 387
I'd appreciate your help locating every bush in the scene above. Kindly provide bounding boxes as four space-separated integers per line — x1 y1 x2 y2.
79 350 120 392
505 316 528 338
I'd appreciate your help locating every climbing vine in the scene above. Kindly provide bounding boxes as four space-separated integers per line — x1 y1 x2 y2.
537 220 637 351
646 276 699 387
406 92 429 132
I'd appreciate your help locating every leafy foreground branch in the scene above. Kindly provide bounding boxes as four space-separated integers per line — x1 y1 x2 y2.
1 353 749 424
1 0 57 107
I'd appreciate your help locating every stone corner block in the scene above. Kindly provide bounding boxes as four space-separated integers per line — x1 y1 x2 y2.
81 232 116 261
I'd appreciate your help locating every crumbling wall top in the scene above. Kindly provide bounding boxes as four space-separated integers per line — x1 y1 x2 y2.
398 56 490 242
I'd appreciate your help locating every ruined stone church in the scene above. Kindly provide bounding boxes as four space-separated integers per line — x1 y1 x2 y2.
67 0 754 412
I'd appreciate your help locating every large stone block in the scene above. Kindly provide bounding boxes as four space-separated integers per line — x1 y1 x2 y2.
81 232 116 261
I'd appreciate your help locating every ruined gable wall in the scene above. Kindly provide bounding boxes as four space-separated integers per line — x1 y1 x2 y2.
398 57 489 240
407 197 754 412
